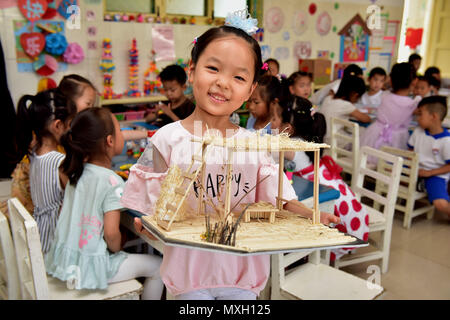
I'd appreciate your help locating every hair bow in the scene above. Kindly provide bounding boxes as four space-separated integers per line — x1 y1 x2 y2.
262 63 269 71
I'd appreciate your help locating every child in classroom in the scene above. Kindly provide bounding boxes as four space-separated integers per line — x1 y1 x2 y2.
246 75 282 133
356 67 387 111
58 74 97 112
409 53 422 75
145 64 195 128
408 96 450 217
285 71 313 100
13 89 77 253
319 75 371 143
310 64 363 107
123 20 340 300
270 95 369 261
45 107 163 298
264 58 280 77
361 63 420 159
414 76 439 98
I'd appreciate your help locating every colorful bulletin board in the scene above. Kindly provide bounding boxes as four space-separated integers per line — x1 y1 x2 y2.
13 20 68 72
367 12 400 74
338 14 371 63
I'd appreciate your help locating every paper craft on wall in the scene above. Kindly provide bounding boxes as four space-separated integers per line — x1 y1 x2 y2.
260 45 271 61
57 0 77 19
265 7 284 33
274 47 289 60
316 11 332 36
293 41 311 60
283 31 290 41
338 14 371 62
252 28 264 42
292 11 308 36
18 0 48 22
405 28 423 49
309 3 317 15
317 50 329 59
151 25 176 61
20 32 45 58
14 20 67 73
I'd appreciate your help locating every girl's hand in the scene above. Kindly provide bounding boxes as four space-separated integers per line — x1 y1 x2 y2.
320 212 341 225
133 217 158 241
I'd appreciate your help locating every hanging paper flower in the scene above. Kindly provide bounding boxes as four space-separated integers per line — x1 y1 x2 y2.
33 54 58 76
45 33 68 55
63 42 85 64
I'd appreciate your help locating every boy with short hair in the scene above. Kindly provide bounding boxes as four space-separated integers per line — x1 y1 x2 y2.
408 96 450 217
408 53 422 74
146 64 195 128
414 76 433 98
356 67 387 111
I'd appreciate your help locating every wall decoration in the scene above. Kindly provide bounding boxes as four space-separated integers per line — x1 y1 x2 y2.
292 11 308 36
57 0 77 20
283 31 290 41
338 14 371 62
316 11 331 36
87 26 97 36
63 42 84 64
14 20 67 73
42 0 57 19
88 40 97 50
293 41 312 60
405 28 423 49
45 33 68 55
20 32 45 58
260 45 271 61
37 77 57 92
86 10 96 22
265 7 284 33
33 54 58 76
0 0 19 9
334 2 339 10
151 25 175 61
274 46 289 60
317 50 330 59
309 3 317 15
18 0 48 22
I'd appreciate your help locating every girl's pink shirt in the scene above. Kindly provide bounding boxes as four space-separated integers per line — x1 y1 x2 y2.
123 121 297 296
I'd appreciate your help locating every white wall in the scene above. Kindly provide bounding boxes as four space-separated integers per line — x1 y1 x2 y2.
1 0 404 107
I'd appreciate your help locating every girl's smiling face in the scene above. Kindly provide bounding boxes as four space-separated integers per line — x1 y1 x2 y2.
188 36 257 118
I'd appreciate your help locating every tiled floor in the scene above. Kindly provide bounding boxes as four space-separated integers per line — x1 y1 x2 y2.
1 178 449 299
340 211 450 300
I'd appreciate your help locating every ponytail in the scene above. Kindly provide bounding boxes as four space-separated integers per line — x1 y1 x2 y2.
13 95 35 163
61 107 115 185
280 95 327 162
13 89 77 165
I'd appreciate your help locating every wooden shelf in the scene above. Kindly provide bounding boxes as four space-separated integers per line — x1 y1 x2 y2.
100 95 168 106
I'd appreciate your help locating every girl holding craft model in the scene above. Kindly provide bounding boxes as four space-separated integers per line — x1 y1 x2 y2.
122 9 340 300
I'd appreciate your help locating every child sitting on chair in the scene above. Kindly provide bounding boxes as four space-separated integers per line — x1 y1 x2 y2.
408 96 450 217
270 95 369 261
145 64 195 128
356 67 387 111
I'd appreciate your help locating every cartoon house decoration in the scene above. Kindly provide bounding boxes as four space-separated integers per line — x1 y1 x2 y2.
137 131 362 254
338 14 372 62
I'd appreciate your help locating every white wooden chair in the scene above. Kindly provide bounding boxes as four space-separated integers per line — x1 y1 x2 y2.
377 146 434 229
329 117 359 186
334 147 403 274
0 210 20 300
7 198 143 300
271 250 384 300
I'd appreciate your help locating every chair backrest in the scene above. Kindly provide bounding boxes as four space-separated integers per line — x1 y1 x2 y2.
379 146 420 196
0 209 20 300
8 198 49 300
353 147 403 221
329 117 359 183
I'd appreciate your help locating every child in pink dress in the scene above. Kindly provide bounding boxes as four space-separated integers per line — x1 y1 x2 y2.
361 63 421 161
121 23 340 300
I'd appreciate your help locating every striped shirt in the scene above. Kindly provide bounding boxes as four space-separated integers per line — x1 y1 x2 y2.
29 151 65 254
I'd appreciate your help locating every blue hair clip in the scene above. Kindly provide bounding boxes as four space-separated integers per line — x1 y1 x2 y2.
225 6 258 35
